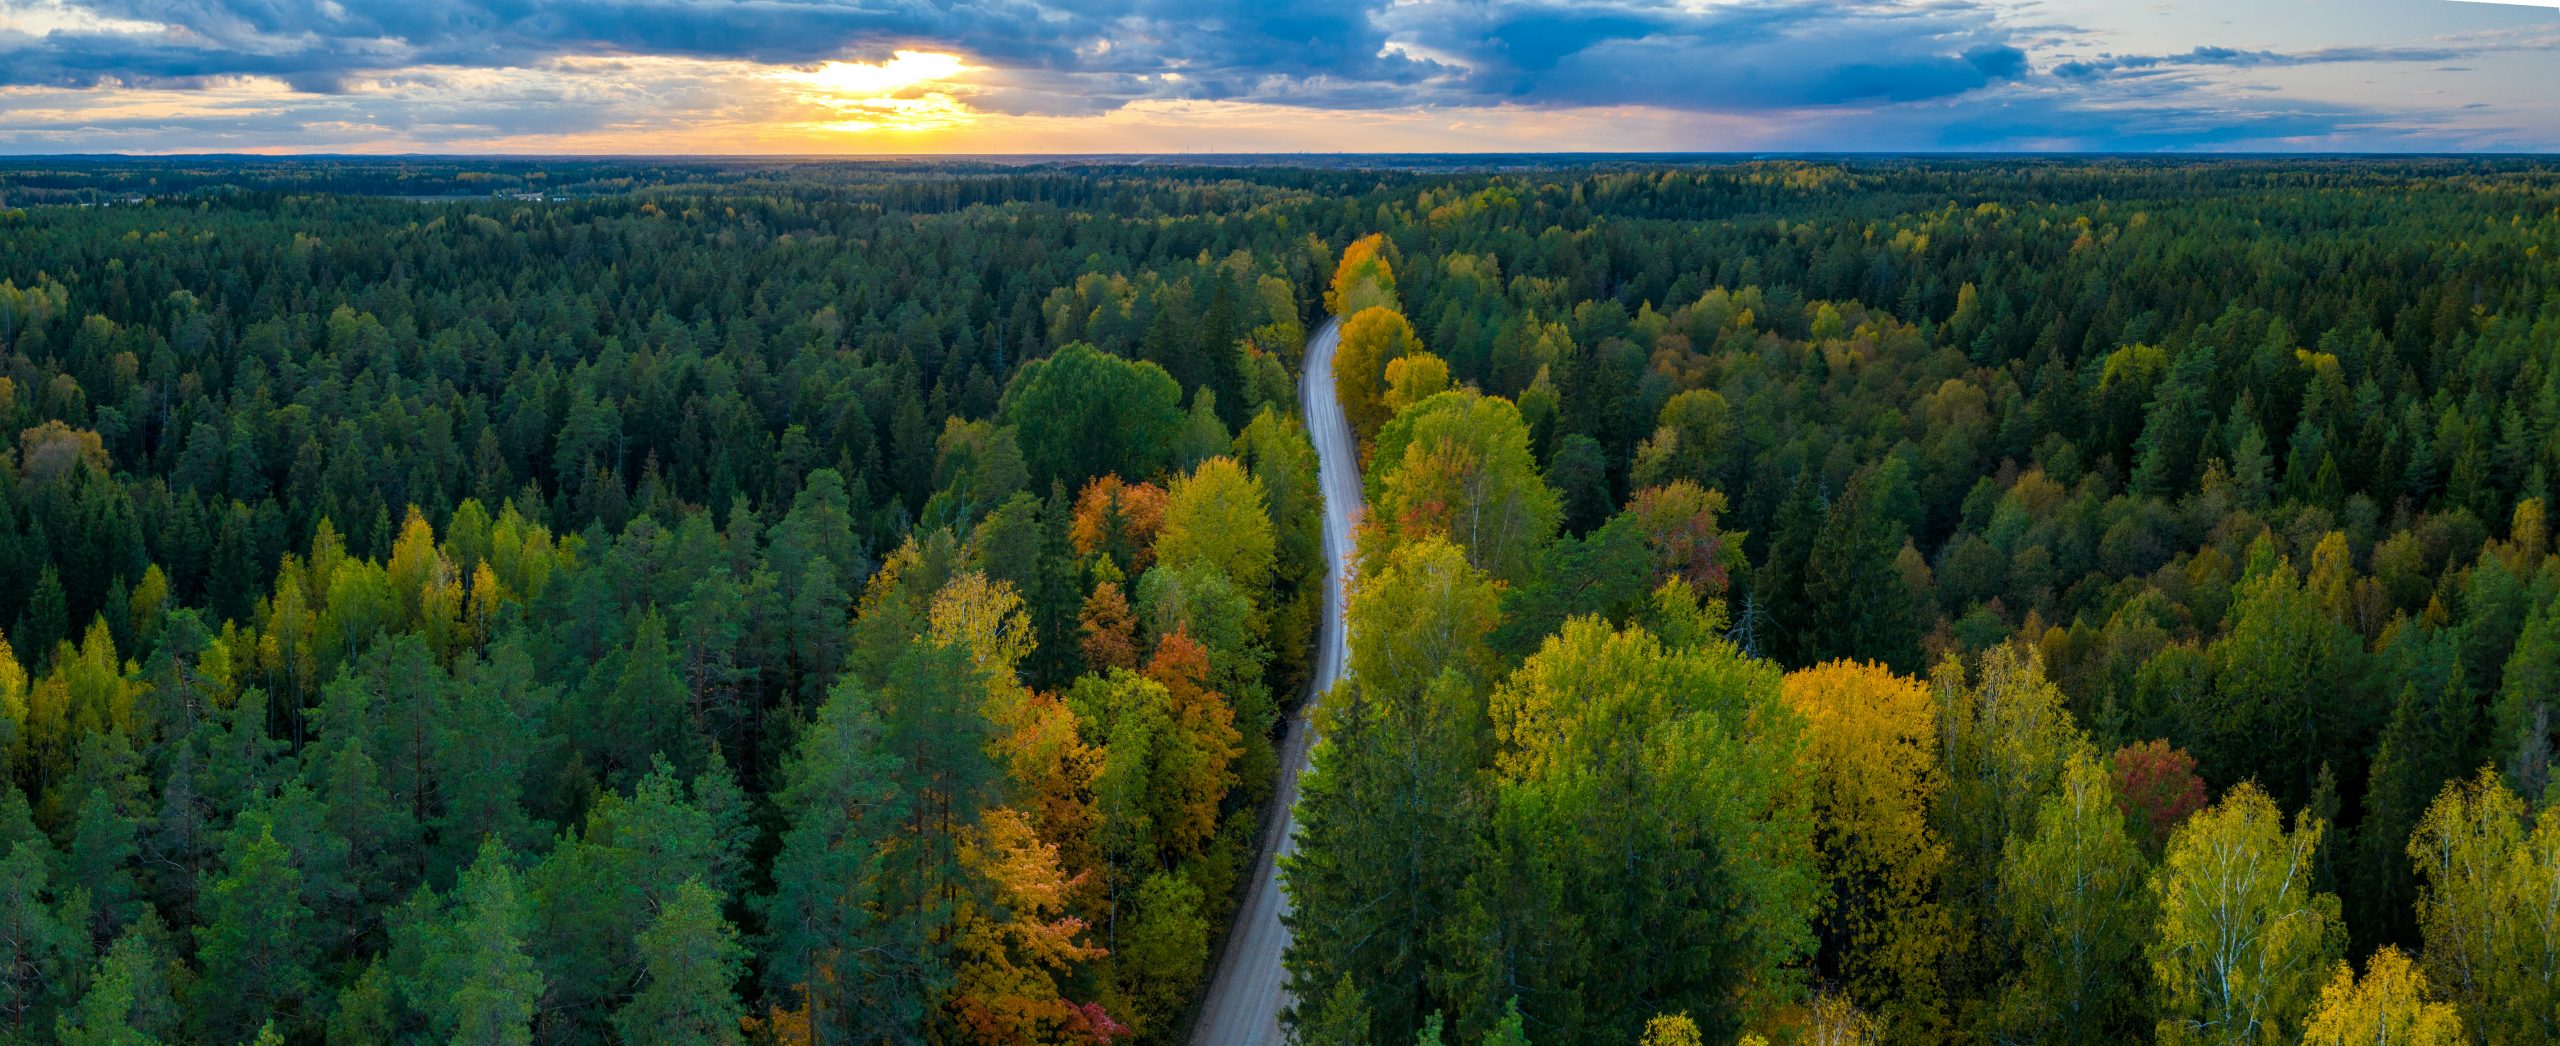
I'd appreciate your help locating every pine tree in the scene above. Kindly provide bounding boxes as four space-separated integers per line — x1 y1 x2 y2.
1297 974 1373 1046
615 879 746 1046
1803 471 1920 672
0 840 73 1029
593 610 701 782
764 635 990 1042
1022 483 1087 689
761 668 898 1032
1284 539 1500 1038
2352 675 2476 949
1284 673 1483 1040
189 823 314 1041
1757 469 1822 665
57 917 177 1046
416 841 544 1046
67 783 141 932
1479 998 1531 1046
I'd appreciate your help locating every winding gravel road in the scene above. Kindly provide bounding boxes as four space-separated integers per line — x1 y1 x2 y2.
1190 316 1359 1046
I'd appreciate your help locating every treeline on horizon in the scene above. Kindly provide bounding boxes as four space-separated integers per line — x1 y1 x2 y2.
0 157 2554 1045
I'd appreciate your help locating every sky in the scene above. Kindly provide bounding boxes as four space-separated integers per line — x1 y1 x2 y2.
0 0 2553 154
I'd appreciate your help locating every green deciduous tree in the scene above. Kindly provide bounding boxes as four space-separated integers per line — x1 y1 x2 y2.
1003 343 1185 495
1995 748 2152 1044
1464 617 1813 1043
1930 645 2086 1018
1370 391 1561 587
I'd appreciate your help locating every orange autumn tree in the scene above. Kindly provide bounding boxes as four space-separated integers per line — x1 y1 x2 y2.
988 687 1100 907
1783 659 1951 1040
949 807 1119 1044
1070 475 1166 574
1625 481 1738 596
1140 628 1242 860
1078 578 1140 673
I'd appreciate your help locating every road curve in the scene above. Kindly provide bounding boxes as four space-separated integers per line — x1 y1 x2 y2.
1190 316 1359 1046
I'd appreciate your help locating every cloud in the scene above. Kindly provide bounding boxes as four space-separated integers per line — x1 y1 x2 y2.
0 0 2550 151
0 0 2048 111
2049 42 2489 80
0 0 1450 104
1374 0 2033 109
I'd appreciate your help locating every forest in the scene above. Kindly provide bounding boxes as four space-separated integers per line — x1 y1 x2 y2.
0 156 2555 1045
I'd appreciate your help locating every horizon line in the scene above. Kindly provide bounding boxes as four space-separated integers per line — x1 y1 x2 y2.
4 150 2559 161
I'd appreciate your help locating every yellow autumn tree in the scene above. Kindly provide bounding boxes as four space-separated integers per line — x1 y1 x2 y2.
986 689 1098 902
1382 351 1450 415
928 572 1036 683
2299 947 2462 1046
1782 659 1949 1039
384 505 443 629
0 627 23 771
61 618 135 745
1802 992 1882 1046
2149 782 2344 1046
466 561 505 646
1154 456 1275 592
2406 769 2560 1044
419 552 468 664
1639 1013 1704 1046
1325 233 1397 316
1345 537 1505 705
16 419 108 481
1334 306 1422 441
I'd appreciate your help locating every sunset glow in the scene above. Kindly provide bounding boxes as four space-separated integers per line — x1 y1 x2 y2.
781 51 978 134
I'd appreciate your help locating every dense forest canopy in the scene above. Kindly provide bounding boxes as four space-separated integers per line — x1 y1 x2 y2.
0 156 2555 1045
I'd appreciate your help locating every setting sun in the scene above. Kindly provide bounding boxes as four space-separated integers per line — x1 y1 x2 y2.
782 50 976 134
